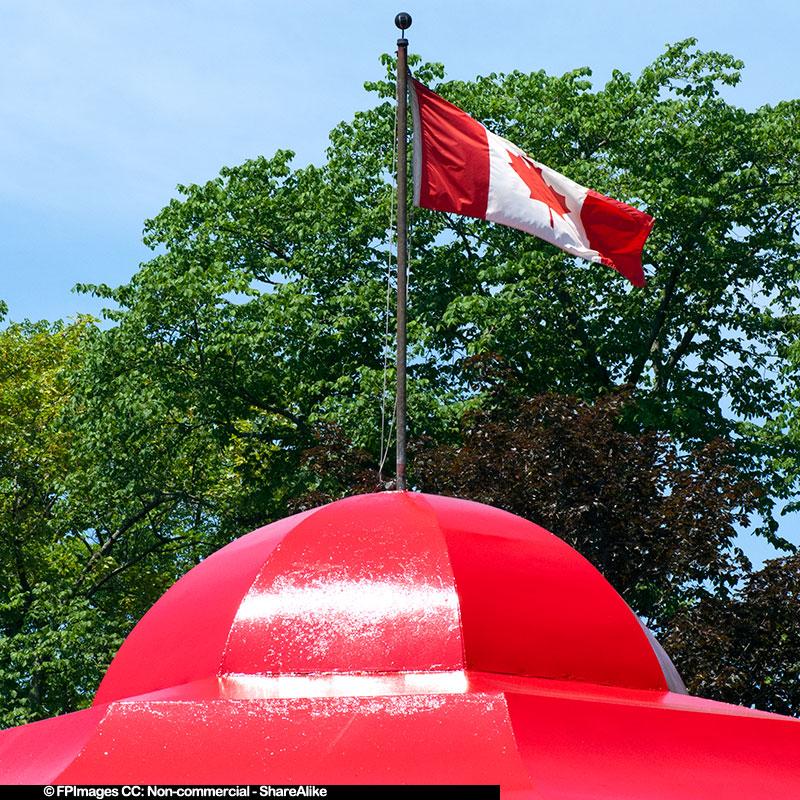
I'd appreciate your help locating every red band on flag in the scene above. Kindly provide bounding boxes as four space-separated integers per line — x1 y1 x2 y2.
580 190 654 287
411 79 490 218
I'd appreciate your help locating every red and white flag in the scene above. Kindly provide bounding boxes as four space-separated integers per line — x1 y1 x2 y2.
410 79 654 287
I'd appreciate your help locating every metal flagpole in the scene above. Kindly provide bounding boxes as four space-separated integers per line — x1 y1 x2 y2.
394 11 411 491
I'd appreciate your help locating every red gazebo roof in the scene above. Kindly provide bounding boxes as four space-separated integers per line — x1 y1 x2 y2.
1 492 798 796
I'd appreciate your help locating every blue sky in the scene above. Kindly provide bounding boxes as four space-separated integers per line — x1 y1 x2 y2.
2 0 799 557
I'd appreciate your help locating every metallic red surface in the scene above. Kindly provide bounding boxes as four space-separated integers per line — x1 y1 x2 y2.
2 676 798 794
0 705 106 784
1 491 798 794
95 492 666 693
507 689 800 798
222 492 463 674
95 508 317 705
57 695 536 789
424 494 668 689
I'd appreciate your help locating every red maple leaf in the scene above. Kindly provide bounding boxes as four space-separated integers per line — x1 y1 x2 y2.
507 150 571 227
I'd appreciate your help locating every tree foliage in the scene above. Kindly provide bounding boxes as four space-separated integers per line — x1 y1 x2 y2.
0 321 128 726
663 554 800 715
2 39 800 724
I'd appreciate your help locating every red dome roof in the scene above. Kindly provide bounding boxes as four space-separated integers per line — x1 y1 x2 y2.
2 492 799 795
95 491 668 704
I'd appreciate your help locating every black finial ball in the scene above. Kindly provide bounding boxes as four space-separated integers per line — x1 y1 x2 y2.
395 12 412 31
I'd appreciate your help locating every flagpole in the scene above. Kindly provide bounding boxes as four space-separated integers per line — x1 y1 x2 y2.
394 11 411 491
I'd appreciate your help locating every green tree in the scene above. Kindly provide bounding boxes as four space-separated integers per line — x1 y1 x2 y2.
81 39 800 530
71 40 799 711
0 318 219 728
0 320 125 726
4 38 800 725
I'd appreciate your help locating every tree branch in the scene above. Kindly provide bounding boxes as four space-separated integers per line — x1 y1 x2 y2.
85 536 189 599
76 496 170 586
657 325 698 393
627 261 681 387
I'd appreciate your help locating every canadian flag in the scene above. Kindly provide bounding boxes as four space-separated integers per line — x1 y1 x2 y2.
410 79 654 287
